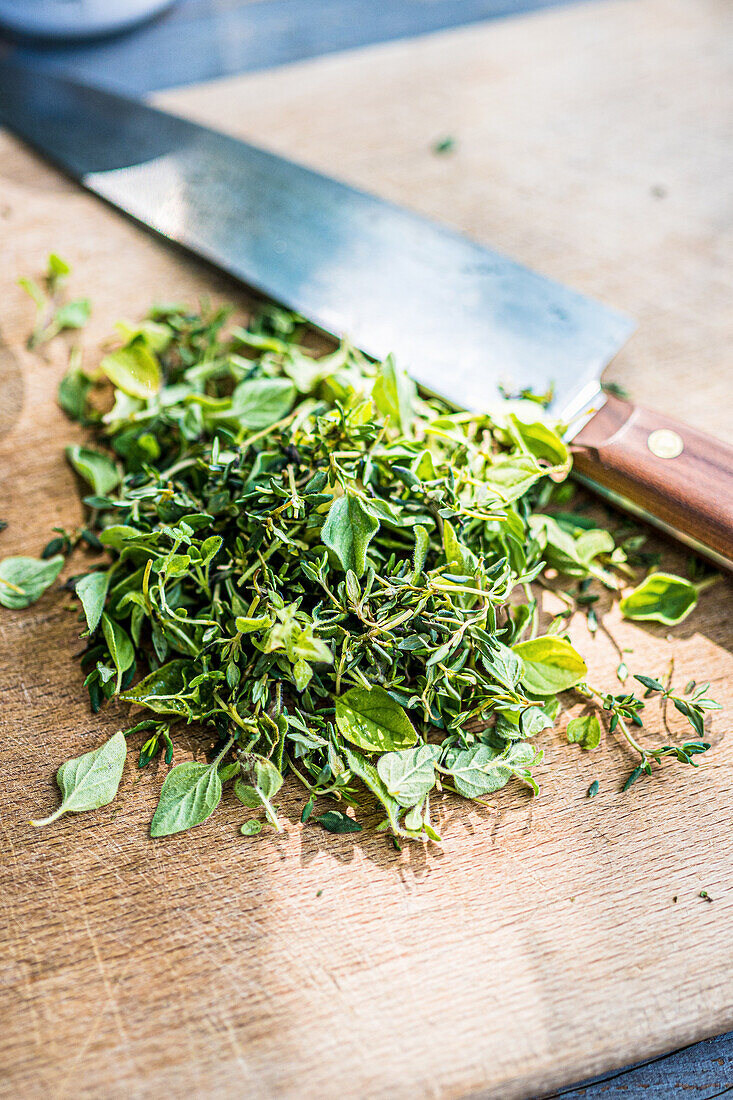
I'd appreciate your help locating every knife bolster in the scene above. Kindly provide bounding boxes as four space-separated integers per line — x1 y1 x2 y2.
571 395 733 570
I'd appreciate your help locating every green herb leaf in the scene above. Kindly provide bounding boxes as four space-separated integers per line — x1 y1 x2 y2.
566 713 602 750
31 730 126 826
336 686 417 753
240 819 262 835
150 761 222 837
216 377 296 429
512 636 587 695
445 741 539 798
100 343 162 399
120 660 193 716
101 612 135 691
316 809 362 833
66 445 120 495
321 493 379 576
345 747 404 836
75 571 110 633
236 755 284 831
58 362 92 421
481 642 524 690
376 744 441 807
372 355 416 434
235 614 272 633
54 298 91 332
0 554 63 609
620 573 698 625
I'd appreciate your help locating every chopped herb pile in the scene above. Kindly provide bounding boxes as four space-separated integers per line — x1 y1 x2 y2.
4 258 722 842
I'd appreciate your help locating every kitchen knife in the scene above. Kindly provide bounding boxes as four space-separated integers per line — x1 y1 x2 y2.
1 59 731 569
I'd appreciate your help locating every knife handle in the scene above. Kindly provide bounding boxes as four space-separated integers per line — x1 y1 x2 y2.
570 395 733 571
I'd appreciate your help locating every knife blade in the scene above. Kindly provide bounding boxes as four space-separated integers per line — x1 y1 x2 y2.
1 59 731 569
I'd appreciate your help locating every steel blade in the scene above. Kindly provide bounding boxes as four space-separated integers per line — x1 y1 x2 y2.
0 59 633 416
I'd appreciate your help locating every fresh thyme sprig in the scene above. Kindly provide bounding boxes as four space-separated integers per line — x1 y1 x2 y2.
577 675 720 788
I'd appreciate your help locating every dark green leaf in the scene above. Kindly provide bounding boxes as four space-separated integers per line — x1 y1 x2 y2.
321 493 379 576
316 810 362 833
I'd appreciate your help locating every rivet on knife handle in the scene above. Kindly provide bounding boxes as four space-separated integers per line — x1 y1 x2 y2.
570 395 733 571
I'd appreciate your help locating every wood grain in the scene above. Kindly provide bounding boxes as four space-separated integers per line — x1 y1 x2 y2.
1 1 732 1098
572 396 733 568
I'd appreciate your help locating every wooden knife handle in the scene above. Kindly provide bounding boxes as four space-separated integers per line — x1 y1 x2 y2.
571 395 733 570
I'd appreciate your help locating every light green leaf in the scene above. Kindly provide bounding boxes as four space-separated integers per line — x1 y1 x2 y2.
54 298 91 332
442 519 477 576
235 614 272 634
513 635 587 695
218 377 296 429
494 704 553 741
481 641 524 690
98 525 147 549
252 756 283 800
372 354 416 434
566 713 602 750
483 455 544 503
236 755 284 831
321 493 379 576
100 343 162 399
620 572 698 625
115 318 172 353
31 731 126 826
292 658 312 691
66 444 121 495
404 803 424 832
336 686 417 753
101 613 135 691
510 417 570 474
530 515 615 584
376 744 441 807
240 819 263 836
446 741 539 798
198 535 223 567
47 252 71 281
288 625 333 665
234 783 261 809
520 705 554 736
0 554 63 609
412 524 430 579
75 571 110 633
150 761 222 837
18 275 45 309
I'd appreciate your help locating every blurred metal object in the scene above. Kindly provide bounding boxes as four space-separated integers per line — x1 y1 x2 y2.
0 0 176 40
0 59 632 419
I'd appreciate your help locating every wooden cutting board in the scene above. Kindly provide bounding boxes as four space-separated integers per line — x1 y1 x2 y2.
1 1 732 1097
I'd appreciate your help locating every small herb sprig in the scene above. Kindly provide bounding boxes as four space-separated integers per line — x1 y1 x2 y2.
578 675 720 789
18 254 90 349
4 259 723 842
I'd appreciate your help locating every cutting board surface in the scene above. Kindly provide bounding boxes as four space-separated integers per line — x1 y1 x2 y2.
1 1 732 1097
